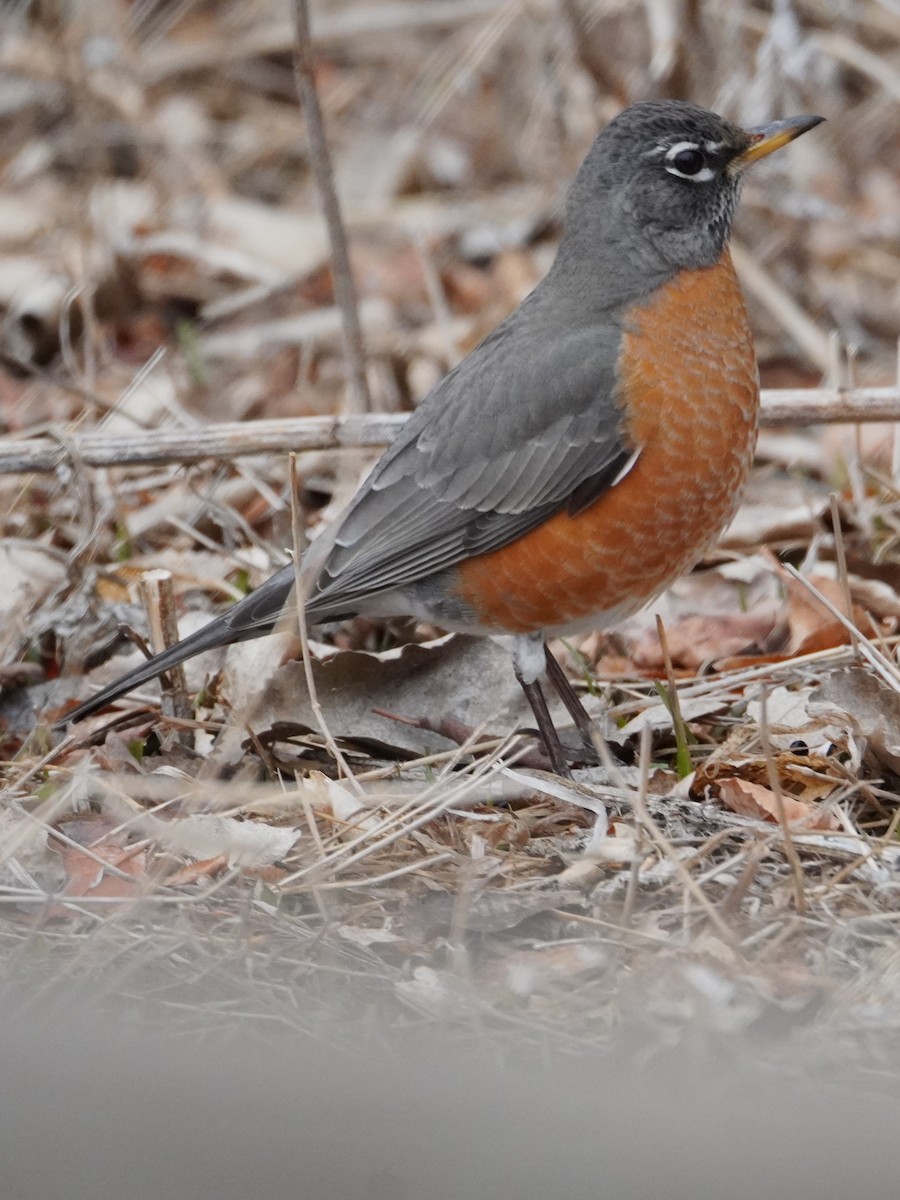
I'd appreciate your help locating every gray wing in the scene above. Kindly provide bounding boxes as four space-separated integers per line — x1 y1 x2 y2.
307 304 632 618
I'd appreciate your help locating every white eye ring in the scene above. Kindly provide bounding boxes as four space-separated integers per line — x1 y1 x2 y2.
664 141 716 183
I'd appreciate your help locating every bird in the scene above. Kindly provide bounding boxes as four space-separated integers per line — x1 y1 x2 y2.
57 100 824 775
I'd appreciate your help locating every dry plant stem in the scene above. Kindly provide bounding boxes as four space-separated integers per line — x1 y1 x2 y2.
0 414 405 473
354 736 513 782
721 841 768 920
2 388 900 475
1 792 98 871
0 351 137 423
53 824 151 885
621 725 650 927
294 777 331 925
292 0 370 415
884 801 900 844
682 827 736 872
654 613 691 777
546 909 669 943
8 731 82 790
138 569 192 732
280 737 530 889
288 454 361 793
827 329 844 390
744 917 804 960
814 847 882 896
782 565 900 695
311 852 454 891
294 771 327 860
829 492 858 658
756 687 807 913
596 726 739 948
647 642 862 711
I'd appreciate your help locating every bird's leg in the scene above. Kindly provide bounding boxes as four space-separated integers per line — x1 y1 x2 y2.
543 645 596 750
512 634 571 777
515 671 572 778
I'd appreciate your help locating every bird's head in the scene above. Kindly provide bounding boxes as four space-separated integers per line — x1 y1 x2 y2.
562 100 823 281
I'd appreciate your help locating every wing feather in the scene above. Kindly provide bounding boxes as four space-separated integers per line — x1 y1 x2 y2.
308 299 633 615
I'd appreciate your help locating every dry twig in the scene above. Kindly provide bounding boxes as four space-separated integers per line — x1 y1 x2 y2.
1 389 898 475
292 0 370 413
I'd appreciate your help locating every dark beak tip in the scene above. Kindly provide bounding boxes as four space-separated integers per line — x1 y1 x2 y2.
755 114 826 137
738 113 826 166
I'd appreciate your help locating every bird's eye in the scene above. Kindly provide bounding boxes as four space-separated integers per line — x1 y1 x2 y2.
671 148 705 175
662 142 715 182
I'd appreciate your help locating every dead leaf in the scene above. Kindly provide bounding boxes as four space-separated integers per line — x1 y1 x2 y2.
697 749 842 806
614 696 729 741
137 812 299 869
631 612 778 670
48 820 149 917
246 634 580 759
162 856 228 886
304 770 381 838
746 686 845 753
785 573 878 654
609 555 782 671
716 778 839 830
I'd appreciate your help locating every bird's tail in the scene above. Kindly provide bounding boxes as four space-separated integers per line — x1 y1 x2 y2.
55 564 299 727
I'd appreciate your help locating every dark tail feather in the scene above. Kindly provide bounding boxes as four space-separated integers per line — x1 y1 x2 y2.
56 565 297 727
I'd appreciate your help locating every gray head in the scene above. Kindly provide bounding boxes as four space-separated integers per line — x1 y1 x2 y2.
551 100 823 302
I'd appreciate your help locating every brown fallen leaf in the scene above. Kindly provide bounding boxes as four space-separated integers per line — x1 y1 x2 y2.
698 748 842 803
162 855 228 887
49 839 148 918
791 619 857 656
785 573 878 653
631 611 778 670
716 777 839 831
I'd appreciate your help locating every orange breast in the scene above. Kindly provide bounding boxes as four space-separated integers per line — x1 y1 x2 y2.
453 250 760 633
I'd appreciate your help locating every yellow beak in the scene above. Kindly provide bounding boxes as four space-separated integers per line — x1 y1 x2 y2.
735 114 825 167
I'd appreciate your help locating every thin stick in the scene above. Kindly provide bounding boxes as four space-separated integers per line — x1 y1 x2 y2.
756 686 807 913
288 453 362 793
596 726 739 947
0 414 405 474
757 385 900 426
2 387 899 475
620 721 650 927
292 0 370 414
138 569 192 733
782 564 900 695
829 492 858 658
654 614 692 778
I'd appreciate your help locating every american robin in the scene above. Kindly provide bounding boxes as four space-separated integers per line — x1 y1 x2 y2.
59 101 823 774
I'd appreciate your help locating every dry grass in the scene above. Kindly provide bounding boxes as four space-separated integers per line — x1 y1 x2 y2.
0 0 899 1081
